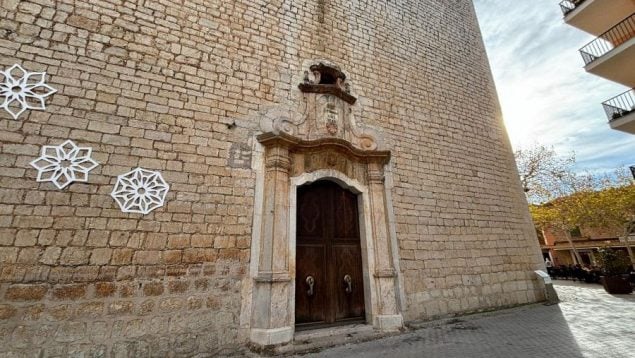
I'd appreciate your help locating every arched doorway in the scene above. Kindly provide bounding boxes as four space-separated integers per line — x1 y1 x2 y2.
245 132 404 347
295 180 365 328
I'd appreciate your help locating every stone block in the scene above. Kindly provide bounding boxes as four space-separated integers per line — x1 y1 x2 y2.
168 280 189 293
5 284 48 301
159 297 184 311
143 281 164 296
132 250 161 265
110 249 133 265
17 247 42 264
54 322 86 343
163 250 182 264
0 304 17 319
59 247 90 265
0 247 19 263
38 247 61 265
14 230 38 246
167 235 189 249
87 121 120 134
66 15 98 31
89 248 112 265
95 282 116 298
108 301 134 315
52 284 86 300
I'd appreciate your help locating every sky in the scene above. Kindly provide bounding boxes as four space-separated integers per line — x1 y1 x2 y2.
473 0 635 173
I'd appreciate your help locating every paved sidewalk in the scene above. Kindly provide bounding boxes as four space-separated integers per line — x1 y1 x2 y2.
298 281 635 358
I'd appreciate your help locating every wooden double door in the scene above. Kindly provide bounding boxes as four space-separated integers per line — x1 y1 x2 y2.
295 180 365 328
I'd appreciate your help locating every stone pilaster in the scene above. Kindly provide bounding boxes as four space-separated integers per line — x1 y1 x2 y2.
367 161 403 330
250 144 294 346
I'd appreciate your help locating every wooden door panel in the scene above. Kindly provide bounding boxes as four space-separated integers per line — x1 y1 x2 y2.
297 186 324 238
333 244 365 320
295 180 365 326
333 188 359 240
295 244 327 324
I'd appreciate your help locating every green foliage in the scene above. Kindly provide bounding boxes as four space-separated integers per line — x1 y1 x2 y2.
529 181 635 232
596 248 631 275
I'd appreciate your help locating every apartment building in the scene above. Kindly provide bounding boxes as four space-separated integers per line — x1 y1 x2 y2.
559 0 635 133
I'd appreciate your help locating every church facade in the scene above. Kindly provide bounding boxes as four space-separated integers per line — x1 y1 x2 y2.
0 0 545 356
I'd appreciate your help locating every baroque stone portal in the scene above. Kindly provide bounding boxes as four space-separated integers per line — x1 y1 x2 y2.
246 62 404 346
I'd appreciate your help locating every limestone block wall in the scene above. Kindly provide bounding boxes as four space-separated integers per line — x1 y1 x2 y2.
0 0 260 355
0 0 544 355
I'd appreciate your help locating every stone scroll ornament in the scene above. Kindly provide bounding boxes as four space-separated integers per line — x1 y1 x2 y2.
259 62 383 151
0 64 57 119
111 168 169 214
30 140 99 189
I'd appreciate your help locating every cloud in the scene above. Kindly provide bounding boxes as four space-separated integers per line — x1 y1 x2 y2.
473 0 635 172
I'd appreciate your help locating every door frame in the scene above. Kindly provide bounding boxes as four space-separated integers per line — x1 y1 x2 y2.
290 169 375 327
244 133 404 347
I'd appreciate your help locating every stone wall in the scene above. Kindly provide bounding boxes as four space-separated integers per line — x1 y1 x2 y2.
0 0 544 356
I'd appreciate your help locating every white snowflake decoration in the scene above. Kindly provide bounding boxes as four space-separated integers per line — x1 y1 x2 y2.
1 64 57 119
30 140 99 189
111 168 169 214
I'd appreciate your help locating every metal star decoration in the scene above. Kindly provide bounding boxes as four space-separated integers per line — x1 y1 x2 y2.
30 140 99 189
111 168 170 214
0 64 57 119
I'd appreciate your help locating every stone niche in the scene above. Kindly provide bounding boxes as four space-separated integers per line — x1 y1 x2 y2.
244 62 404 347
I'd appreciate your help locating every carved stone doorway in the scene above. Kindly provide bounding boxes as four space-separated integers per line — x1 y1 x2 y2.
245 61 404 347
295 180 365 329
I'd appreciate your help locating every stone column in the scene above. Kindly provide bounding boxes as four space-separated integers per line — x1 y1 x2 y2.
250 144 294 346
367 161 403 330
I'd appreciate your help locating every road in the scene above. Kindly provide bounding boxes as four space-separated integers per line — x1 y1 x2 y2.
298 280 635 358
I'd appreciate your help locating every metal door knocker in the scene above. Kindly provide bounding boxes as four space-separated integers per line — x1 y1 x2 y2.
344 274 352 294
306 275 315 297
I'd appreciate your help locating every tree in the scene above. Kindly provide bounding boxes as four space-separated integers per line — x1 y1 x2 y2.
530 199 583 264
514 144 576 203
584 184 635 268
517 144 635 266
530 183 635 267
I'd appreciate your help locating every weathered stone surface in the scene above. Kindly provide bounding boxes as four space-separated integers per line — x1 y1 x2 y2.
0 304 17 319
94 282 116 298
52 285 86 301
0 0 543 356
5 285 48 301
142 281 164 296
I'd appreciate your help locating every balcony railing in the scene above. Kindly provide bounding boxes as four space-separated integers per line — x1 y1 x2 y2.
579 14 635 65
602 89 635 122
559 0 587 16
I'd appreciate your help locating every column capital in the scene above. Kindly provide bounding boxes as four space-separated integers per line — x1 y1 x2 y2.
368 168 384 184
264 146 291 173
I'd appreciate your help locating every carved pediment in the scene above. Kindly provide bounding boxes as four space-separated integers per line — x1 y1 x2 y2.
259 62 383 151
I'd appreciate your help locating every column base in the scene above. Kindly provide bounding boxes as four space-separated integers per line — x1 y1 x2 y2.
250 326 294 346
373 314 403 331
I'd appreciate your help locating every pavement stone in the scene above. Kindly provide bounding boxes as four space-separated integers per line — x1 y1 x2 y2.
297 281 635 358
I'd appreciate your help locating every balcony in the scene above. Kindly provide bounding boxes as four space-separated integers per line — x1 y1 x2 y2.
560 0 635 36
559 0 587 16
579 14 635 87
603 89 635 134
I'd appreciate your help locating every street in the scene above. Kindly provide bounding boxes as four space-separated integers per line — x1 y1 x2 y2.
297 281 635 358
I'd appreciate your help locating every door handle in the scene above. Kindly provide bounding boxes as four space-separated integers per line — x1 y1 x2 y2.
344 274 352 294
306 275 315 297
